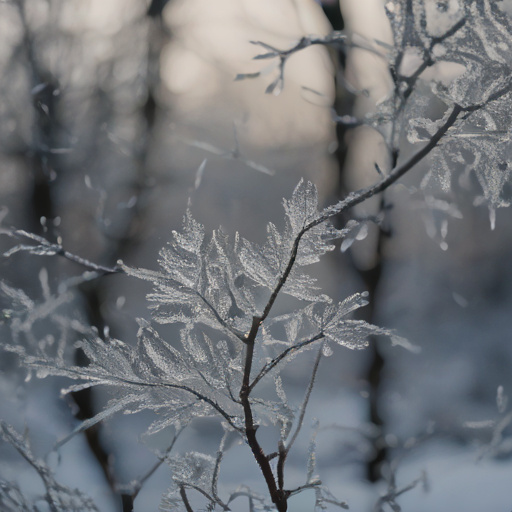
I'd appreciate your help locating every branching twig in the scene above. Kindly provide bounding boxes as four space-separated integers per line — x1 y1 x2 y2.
239 316 287 511
233 98 491 512
227 487 268 511
175 131 275 176
249 333 325 392
177 482 221 509
1 227 246 343
235 32 384 95
288 481 322 496
130 429 182 501
211 430 230 510
387 15 467 155
374 470 427 512
260 101 465 328
2 228 121 274
272 345 323 492
49 366 242 446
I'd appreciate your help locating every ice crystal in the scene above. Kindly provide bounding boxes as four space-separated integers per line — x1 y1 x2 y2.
120 182 340 335
238 179 341 303
168 451 216 491
161 429 232 511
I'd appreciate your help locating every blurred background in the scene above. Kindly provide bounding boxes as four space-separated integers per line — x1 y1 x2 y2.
1 0 512 511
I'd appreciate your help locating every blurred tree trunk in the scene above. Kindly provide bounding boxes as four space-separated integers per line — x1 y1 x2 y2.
323 0 387 482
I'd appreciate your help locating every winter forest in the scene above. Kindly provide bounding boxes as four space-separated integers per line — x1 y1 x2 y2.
1 0 512 511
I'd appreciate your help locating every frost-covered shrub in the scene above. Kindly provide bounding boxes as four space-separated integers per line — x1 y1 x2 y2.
1 1 512 511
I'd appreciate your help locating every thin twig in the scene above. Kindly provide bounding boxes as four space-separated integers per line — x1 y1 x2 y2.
1 423 61 512
211 430 230 510
389 13 466 156
2 228 121 274
259 102 464 328
249 333 325 392
288 481 322 496
178 482 217 507
285 345 323 454
277 345 323 490
130 429 183 501
227 488 267 510
179 486 193 512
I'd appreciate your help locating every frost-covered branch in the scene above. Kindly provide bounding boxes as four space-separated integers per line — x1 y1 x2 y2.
1 227 121 275
1 225 245 342
227 486 268 511
259 102 463 326
176 130 276 176
397 17 467 98
57 374 242 446
276 346 323 493
239 317 288 511
374 469 428 512
211 430 230 510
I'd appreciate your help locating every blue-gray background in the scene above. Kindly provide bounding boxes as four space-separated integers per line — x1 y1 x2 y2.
1 0 512 510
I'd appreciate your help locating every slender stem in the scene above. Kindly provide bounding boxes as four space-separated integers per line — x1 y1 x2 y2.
227 489 266 510
211 431 230 509
1 423 60 512
267 451 278 461
240 315 287 511
317 105 464 224
178 483 217 507
130 429 182 501
260 104 462 327
285 345 323 454
277 441 286 491
242 316 261 389
180 486 193 512
288 482 322 496
277 345 323 491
